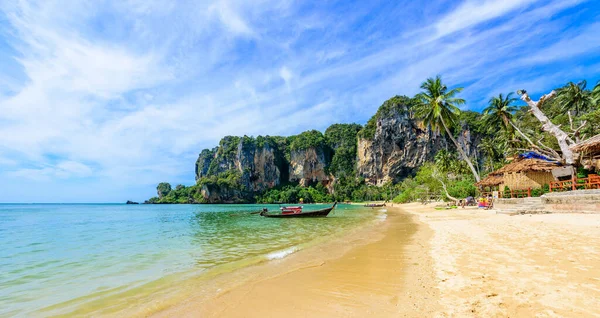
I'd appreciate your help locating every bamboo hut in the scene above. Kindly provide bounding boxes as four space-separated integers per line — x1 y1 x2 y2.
571 134 600 172
475 174 504 190
477 158 560 191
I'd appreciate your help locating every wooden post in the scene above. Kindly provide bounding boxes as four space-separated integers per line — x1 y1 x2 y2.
572 174 576 191
528 188 531 197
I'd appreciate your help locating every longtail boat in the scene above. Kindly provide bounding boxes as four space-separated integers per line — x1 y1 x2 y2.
364 203 386 208
280 206 303 214
260 202 337 218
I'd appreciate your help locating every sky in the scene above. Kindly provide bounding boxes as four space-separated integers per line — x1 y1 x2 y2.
1 0 599 203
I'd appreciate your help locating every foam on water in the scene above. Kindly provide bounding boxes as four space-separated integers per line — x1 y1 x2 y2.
266 246 299 260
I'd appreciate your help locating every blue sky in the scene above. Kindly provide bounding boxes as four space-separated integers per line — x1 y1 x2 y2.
1 0 599 202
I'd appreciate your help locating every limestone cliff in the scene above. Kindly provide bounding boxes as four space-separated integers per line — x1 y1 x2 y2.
194 134 331 203
289 147 329 186
356 96 443 185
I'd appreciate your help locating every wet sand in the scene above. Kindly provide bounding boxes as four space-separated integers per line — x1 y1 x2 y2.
151 203 600 317
152 206 438 317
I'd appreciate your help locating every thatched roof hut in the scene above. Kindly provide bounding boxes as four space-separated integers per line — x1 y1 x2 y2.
571 134 600 154
493 158 560 174
475 174 504 187
571 134 600 171
477 158 560 190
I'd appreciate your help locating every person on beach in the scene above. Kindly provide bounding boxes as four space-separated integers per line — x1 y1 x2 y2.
485 194 494 210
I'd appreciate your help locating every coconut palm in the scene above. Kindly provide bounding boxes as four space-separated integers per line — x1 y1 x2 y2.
434 149 454 173
415 76 480 182
556 80 593 116
592 81 600 105
483 93 518 133
477 138 499 172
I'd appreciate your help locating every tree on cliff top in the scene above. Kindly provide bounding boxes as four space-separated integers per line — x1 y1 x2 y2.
358 95 417 140
288 130 326 151
415 76 480 182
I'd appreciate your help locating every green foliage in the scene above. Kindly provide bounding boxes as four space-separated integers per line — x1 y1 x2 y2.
458 110 487 137
156 182 172 199
325 123 362 177
256 183 333 204
358 95 416 139
556 80 593 116
289 130 326 151
447 179 477 198
503 186 511 198
146 184 205 204
542 183 550 193
415 76 465 134
199 170 243 190
482 93 518 133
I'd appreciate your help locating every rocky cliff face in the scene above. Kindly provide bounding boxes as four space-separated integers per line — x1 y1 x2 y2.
357 108 443 185
289 147 329 186
194 135 330 203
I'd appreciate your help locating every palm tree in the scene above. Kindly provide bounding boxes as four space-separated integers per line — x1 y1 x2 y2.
434 149 453 173
477 138 499 172
556 80 593 116
592 81 600 106
415 76 480 182
483 93 518 133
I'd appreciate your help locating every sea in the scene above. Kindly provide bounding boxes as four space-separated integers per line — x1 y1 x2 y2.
0 203 377 316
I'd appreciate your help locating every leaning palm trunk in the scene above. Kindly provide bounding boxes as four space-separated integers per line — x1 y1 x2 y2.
433 169 459 202
440 117 481 182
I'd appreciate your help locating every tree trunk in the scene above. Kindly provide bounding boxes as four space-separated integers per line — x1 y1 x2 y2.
433 169 459 202
440 117 481 182
519 91 575 164
509 122 562 161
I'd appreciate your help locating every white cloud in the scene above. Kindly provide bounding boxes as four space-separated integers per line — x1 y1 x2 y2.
209 0 256 37
434 0 540 38
9 161 93 181
279 66 293 87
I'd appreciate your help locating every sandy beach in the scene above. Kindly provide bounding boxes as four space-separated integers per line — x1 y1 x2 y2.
151 204 600 317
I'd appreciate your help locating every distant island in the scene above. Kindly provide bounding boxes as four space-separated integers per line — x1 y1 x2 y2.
146 76 600 205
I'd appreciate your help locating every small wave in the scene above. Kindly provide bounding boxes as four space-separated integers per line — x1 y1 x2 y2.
376 214 387 220
266 246 299 260
377 209 387 212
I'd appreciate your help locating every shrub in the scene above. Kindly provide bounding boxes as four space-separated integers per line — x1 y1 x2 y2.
503 186 511 198
393 190 414 203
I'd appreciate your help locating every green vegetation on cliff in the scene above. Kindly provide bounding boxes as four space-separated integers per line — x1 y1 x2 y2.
325 123 362 177
358 95 417 139
288 130 326 151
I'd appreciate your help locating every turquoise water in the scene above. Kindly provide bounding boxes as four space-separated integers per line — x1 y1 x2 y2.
0 203 374 316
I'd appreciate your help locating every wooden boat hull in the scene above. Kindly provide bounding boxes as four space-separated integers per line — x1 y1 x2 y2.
364 203 386 207
260 203 337 218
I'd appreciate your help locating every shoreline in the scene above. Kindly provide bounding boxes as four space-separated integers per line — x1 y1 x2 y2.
150 205 439 317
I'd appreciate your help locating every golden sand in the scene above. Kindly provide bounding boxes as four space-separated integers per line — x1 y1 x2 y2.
149 204 600 317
